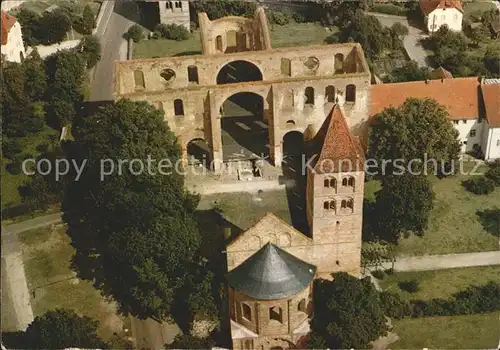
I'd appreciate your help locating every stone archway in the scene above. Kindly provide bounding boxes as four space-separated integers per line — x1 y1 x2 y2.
216 60 263 85
219 91 268 162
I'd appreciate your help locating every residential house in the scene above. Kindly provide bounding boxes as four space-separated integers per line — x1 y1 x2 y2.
480 80 500 161
1 11 25 63
370 77 482 154
420 0 463 33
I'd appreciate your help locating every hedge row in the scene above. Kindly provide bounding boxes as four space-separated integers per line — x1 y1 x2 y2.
380 281 500 319
370 3 408 16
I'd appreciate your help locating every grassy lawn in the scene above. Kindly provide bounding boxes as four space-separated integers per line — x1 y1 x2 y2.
269 22 332 48
463 0 495 17
378 266 500 300
392 312 500 349
199 189 291 231
21 225 130 346
1 127 59 209
133 22 331 59
365 162 499 256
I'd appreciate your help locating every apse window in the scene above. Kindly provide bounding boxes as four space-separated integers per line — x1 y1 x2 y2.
269 306 283 323
242 303 252 321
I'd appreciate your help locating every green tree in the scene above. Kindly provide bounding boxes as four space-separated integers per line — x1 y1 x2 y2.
309 272 388 348
386 60 430 82
23 49 48 101
62 100 202 320
125 24 144 42
78 35 102 68
424 25 469 74
368 98 461 175
165 334 215 349
484 45 500 77
38 10 72 45
81 4 95 34
374 173 435 242
16 8 41 46
154 23 190 41
337 13 388 59
190 0 256 21
23 309 108 349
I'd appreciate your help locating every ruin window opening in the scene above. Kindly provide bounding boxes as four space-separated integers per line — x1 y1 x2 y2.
305 87 314 105
334 53 344 73
281 58 291 76
348 177 355 188
216 35 223 52
330 178 336 188
346 84 356 103
324 179 329 188
134 70 145 90
175 1 182 8
342 178 348 187
325 85 335 103
166 1 172 9
174 99 184 116
242 303 252 321
269 306 283 323
187 65 199 84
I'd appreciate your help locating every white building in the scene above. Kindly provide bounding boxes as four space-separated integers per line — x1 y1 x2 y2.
480 81 500 161
1 11 26 63
371 77 483 154
420 0 463 33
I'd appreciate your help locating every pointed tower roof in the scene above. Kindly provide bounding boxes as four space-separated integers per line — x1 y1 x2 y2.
227 243 317 300
310 104 364 174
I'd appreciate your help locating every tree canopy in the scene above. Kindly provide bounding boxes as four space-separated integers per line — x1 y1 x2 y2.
62 99 202 320
373 173 435 242
23 309 108 349
309 272 388 348
385 60 430 82
368 98 461 175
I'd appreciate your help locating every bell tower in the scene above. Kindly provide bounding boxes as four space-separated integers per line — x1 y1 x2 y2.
305 104 365 276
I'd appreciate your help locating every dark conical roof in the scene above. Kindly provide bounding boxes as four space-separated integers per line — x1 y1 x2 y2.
227 243 317 300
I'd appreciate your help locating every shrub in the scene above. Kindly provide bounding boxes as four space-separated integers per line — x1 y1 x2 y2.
3 138 22 159
124 24 144 43
463 176 496 195
268 11 291 26
398 279 419 293
384 268 394 275
485 166 500 185
370 3 407 16
6 161 22 175
154 23 190 41
371 269 385 280
379 291 411 319
292 12 306 23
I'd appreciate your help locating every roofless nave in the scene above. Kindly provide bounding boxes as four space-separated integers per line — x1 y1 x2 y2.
114 7 371 173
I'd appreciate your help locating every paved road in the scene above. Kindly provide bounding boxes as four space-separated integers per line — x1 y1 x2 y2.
382 251 500 272
368 12 429 67
89 0 139 101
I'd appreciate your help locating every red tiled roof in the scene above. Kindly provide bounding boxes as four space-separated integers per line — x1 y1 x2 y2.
481 83 500 127
370 77 480 120
419 0 463 16
312 105 364 174
1 11 17 46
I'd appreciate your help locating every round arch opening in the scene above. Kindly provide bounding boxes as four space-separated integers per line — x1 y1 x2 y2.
216 60 263 85
220 91 268 162
187 138 210 167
